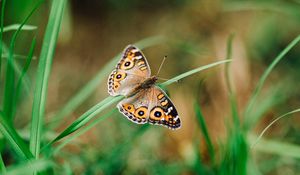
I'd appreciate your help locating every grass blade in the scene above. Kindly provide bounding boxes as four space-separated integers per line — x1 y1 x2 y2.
48 96 123 145
251 108 300 148
244 35 300 124
51 36 165 126
51 109 117 155
161 59 231 87
6 159 53 175
194 102 215 164
3 24 37 33
30 0 67 159
0 111 33 160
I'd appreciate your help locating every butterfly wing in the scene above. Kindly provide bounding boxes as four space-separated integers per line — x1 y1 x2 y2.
117 86 181 130
108 45 151 96
117 89 151 124
147 86 181 130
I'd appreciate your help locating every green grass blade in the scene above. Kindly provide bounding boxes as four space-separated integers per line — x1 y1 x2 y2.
48 96 123 145
51 36 165 126
249 134 300 159
51 109 117 155
0 153 6 174
3 24 37 32
13 37 36 118
0 111 33 160
3 0 42 120
244 35 300 124
30 0 67 159
0 0 6 79
161 59 231 87
6 159 53 175
251 108 300 148
194 102 215 164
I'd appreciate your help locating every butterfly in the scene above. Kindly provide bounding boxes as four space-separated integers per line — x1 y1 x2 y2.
107 45 181 130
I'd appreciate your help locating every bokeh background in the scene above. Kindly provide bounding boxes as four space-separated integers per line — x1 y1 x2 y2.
2 0 300 174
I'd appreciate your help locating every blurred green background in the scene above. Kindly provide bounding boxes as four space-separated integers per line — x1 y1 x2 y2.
1 0 300 174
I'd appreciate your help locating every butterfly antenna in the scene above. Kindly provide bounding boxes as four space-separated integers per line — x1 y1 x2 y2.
156 55 167 76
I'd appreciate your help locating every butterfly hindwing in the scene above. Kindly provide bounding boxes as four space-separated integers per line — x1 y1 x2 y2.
117 89 151 124
108 45 151 96
117 86 181 130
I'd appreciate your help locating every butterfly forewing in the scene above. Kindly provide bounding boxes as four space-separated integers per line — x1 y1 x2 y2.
147 86 181 130
108 45 151 96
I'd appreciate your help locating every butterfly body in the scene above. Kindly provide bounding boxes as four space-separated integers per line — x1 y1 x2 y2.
126 76 158 97
107 45 181 130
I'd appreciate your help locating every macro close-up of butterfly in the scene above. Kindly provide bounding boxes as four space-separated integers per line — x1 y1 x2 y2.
107 45 181 130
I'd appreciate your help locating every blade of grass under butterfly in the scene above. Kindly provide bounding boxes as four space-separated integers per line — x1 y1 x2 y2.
6 159 53 175
50 35 165 127
30 0 66 159
3 24 37 33
0 0 6 79
50 109 117 155
3 0 42 120
48 96 123 145
244 35 300 127
0 111 33 160
194 102 215 164
161 59 231 87
47 59 230 146
12 37 36 118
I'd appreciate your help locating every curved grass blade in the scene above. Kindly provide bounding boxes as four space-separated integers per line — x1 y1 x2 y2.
51 109 117 155
161 59 231 86
30 0 67 159
47 59 230 147
50 35 165 127
251 108 300 148
6 159 53 175
48 96 123 145
244 35 300 127
3 24 37 33
0 111 33 160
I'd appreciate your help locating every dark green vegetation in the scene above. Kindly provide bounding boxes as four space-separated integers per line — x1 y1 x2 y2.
1 0 300 174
